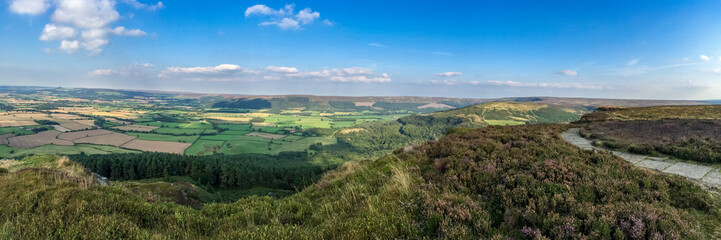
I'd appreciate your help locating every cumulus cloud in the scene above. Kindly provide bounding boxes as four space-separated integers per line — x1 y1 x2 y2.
434 72 462 77
9 0 152 55
700 55 711 62
626 59 639 66
486 80 602 90
283 67 391 83
245 4 323 30
39 24 77 41
554 69 578 76
89 63 154 76
266 66 299 73
158 64 254 81
158 64 391 83
9 0 50 14
121 0 164 11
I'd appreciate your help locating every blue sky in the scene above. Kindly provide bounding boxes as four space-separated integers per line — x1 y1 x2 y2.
2 0 721 99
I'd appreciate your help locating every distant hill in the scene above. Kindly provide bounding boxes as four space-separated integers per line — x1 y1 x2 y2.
442 101 589 125
578 105 721 122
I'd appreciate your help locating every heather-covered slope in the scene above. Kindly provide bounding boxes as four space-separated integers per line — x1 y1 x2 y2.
1 124 718 239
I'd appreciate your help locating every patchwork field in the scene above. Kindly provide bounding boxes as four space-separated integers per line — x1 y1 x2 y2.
8 131 74 149
121 139 192 154
58 129 115 140
74 133 136 147
246 132 286 140
112 124 159 132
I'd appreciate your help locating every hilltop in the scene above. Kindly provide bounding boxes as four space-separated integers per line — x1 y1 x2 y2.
1 124 719 239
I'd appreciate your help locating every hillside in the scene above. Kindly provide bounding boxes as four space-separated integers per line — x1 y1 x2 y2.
444 102 589 125
1 124 719 239
577 105 721 165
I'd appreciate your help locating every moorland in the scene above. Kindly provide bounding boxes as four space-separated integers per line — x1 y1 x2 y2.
0 86 719 239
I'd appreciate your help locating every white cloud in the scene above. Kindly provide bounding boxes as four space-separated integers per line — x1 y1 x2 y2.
9 0 51 15
322 19 334 26
121 0 164 11
157 64 391 83
486 80 602 90
712 68 721 74
700 55 711 62
10 0 151 55
260 18 300 30
245 4 275 17
59 40 81 53
245 4 324 30
555 69 578 76
158 64 254 81
626 59 639 66
682 57 690 62
266 66 298 73
39 24 77 41
434 72 462 77
285 67 391 83
368 43 387 48
89 63 154 76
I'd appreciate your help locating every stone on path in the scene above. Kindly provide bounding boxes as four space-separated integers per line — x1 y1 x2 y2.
702 170 721 186
663 162 714 180
636 160 674 172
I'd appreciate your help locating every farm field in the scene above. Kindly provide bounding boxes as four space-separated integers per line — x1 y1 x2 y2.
112 124 159 132
121 139 192 154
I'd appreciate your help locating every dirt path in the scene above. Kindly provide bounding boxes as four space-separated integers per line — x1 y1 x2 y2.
562 128 721 189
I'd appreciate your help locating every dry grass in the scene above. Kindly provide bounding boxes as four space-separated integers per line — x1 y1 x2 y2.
58 129 114 141
74 133 136 147
121 139 191 154
339 128 365 134
8 131 74 149
112 125 159 132
246 132 286 140
354 101 375 107
418 103 454 109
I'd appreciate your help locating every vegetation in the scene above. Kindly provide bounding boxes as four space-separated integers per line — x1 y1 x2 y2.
578 105 721 122
582 119 721 164
0 125 718 239
212 98 272 109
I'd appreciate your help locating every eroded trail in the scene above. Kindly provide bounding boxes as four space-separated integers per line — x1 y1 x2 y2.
562 128 721 189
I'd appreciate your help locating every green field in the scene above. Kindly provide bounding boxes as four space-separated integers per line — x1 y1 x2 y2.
154 127 206 135
0 144 139 158
184 139 225 155
220 140 269 154
125 132 198 143
0 126 39 135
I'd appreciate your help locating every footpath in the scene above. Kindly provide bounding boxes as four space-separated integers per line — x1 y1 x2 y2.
562 128 721 189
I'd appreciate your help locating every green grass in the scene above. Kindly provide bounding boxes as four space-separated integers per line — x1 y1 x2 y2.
220 140 270 155
217 124 251 131
484 119 525 126
0 126 38 135
154 127 205 135
184 139 225 155
125 132 198 143
268 137 336 154
0 144 139 158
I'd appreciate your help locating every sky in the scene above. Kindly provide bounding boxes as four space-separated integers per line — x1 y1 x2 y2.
2 0 721 100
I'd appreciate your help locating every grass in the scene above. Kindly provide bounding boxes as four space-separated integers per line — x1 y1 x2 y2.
154 128 206 135
268 137 336 154
217 124 251 131
484 119 524 126
220 140 270 155
0 126 37 135
184 139 225 155
125 132 198 143
0 144 140 158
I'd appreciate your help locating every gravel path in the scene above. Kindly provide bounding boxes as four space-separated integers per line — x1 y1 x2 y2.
562 128 721 189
